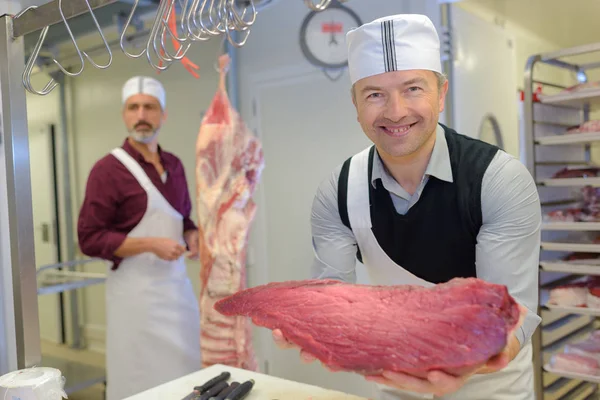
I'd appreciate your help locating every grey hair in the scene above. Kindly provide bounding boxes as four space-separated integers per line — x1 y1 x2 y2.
434 71 447 90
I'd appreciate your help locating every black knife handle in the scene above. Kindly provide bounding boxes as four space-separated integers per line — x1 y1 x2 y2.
200 381 229 400
194 372 231 393
209 381 240 400
225 379 255 400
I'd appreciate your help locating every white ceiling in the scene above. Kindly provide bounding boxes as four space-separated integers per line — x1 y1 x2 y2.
457 0 600 49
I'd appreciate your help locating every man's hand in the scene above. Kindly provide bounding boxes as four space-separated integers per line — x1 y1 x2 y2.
184 229 199 260
272 329 318 364
150 238 186 261
365 303 527 396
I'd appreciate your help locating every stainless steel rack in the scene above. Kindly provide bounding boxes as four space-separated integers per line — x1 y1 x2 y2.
523 42 600 400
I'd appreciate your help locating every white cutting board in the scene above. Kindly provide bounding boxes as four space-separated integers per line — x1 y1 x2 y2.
124 364 371 400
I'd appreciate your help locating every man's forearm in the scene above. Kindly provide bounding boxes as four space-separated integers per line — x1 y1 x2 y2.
114 237 155 258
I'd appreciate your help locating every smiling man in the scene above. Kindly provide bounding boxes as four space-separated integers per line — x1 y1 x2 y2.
77 76 201 400
273 14 541 400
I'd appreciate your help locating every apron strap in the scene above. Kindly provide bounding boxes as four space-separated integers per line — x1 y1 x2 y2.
111 148 153 191
346 145 374 231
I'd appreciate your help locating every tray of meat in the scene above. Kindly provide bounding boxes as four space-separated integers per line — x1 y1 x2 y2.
565 339 600 361
543 206 600 229
544 353 600 381
547 283 589 307
539 81 600 108
552 167 600 179
568 120 600 134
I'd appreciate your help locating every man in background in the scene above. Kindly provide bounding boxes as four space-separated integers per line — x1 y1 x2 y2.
77 76 201 400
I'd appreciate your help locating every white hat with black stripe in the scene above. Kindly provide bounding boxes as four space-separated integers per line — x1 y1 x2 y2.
346 14 442 85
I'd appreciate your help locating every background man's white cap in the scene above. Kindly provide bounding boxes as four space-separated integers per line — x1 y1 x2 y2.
346 14 442 85
122 76 166 109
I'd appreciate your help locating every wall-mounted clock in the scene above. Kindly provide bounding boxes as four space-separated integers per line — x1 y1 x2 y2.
299 1 362 70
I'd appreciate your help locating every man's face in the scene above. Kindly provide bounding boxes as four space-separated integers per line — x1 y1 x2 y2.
122 93 166 141
352 69 448 159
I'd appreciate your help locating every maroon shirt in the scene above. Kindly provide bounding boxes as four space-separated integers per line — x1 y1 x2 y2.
77 139 197 269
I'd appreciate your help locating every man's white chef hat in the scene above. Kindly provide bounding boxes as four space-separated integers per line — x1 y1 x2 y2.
346 14 442 85
122 76 166 110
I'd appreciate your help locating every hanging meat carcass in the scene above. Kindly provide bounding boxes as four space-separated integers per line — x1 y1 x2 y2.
196 54 264 370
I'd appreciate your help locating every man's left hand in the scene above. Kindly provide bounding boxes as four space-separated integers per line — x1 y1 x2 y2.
365 304 526 397
184 229 199 260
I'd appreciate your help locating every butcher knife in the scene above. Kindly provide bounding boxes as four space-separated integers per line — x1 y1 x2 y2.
194 371 231 394
199 381 229 400
224 379 255 400
208 381 240 400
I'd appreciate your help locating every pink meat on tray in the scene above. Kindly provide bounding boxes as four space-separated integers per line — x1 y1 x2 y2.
548 285 588 307
550 353 599 376
552 167 600 179
568 120 600 134
565 339 600 362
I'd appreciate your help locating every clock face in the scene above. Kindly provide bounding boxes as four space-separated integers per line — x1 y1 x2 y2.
299 5 362 69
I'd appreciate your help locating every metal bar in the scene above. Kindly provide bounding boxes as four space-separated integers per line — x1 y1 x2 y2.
38 278 106 296
0 15 41 372
37 258 107 272
540 199 577 207
533 80 567 90
56 73 81 349
538 58 580 73
440 3 454 128
533 120 577 128
541 42 600 62
536 161 589 166
10 0 119 38
523 53 542 400
49 123 67 345
580 61 600 71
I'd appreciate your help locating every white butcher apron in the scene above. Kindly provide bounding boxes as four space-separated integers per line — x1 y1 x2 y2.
346 147 535 400
105 148 201 400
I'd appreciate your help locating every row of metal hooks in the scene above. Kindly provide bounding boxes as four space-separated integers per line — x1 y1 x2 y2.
19 0 345 96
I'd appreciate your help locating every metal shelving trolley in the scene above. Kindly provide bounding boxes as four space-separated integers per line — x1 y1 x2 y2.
0 0 348 396
523 43 600 400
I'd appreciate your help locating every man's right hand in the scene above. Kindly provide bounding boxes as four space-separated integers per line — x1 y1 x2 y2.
272 329 317 364
150 238 186 261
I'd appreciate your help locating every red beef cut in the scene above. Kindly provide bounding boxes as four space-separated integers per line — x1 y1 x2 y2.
214 277 521 378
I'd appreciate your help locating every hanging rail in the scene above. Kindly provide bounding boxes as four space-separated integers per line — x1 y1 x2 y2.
15 0 350 96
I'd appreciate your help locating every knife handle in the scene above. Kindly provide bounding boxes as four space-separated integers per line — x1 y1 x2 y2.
199 381 229 400
225 379 255 400
194 371 231 394
208 381 240 400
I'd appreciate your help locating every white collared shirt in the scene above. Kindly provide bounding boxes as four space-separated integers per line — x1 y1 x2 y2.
310 124 542 348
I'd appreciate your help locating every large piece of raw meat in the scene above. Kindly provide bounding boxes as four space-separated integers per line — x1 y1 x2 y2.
214 277 521 378
196 54 264 370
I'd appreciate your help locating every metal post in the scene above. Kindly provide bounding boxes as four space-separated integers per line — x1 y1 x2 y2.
56 74 81 349
523 53 543 400
439 3 454 128
523 55 540 178
0 14 41 373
